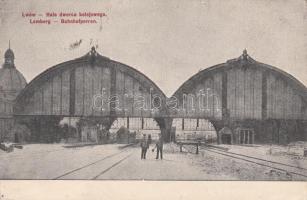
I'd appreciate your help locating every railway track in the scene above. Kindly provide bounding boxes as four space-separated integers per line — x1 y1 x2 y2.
53 148 133 180
92 153 132 180
182 144 307 179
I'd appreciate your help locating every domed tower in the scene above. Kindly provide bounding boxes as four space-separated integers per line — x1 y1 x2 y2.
0 46 27 142
0 47 27 106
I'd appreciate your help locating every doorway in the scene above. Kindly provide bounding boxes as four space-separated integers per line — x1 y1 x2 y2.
221 134 231 144
239 129 254 144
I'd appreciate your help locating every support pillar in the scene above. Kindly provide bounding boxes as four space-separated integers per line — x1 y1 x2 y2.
243 130 245 144
196 141 200 154
210 120 224 144
155 117 173 142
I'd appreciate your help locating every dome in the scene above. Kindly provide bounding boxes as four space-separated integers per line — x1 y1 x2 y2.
0 67 27 92
4 48 14 59
0 48 27 95
3 48 15 68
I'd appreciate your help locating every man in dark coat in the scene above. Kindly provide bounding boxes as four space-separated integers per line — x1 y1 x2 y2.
140 134 148 159
147 134 152 146
155 134 163 159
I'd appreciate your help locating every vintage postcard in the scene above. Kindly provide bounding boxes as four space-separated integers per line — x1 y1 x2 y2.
0 0 306 199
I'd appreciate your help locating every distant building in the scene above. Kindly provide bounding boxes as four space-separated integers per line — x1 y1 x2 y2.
0 47 27 142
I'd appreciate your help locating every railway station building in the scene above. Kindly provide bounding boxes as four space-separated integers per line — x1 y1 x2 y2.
0 47 306 145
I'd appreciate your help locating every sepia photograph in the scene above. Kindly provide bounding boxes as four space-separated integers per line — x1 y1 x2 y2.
0 0 307 199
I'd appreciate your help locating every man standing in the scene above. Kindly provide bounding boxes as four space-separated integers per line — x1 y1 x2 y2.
147 134 152 147
155 134 163 159
140 134 148 159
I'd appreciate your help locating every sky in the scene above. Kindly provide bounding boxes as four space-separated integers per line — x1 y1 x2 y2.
0 0 306 96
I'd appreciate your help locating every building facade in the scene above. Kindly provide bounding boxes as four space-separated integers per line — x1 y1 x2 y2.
0 47 27 142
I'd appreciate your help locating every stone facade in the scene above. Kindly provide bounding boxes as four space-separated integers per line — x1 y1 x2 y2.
0 47 27 142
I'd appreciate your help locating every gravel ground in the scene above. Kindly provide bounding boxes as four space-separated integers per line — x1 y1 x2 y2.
0 143 306 180
181 144 307 180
